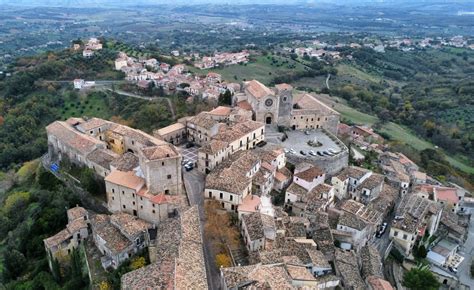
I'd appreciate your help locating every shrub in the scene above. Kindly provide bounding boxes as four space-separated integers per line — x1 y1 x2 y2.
130 257 146 270
215 253 232 268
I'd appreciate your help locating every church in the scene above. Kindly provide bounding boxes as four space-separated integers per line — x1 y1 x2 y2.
233 80 340 135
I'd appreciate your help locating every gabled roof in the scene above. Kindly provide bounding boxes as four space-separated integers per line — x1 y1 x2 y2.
360 245 382 278
244 80 274 99
335 249 366 290
294 166 324 182
286 182 308 198
104 170 145 190
338 212 367 231
154 122 186 136
208 106 232 116
110 212 152 239
87 148 119 169
141 144 179 160
435 187 458 204
243 212 265 241
46 121 104 155
237 100 253 111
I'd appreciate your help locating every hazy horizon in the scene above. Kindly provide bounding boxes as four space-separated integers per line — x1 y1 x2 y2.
2 0 474 7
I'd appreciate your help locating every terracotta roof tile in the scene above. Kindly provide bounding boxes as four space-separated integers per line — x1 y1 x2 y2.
294 166 324 182
209 106 232 116
104 170 145 190
244 80 274 99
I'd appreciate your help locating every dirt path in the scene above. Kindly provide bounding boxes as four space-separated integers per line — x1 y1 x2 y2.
326 73 331 90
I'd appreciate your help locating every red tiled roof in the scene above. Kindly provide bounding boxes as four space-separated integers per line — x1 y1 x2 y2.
150 193 168 204
105 170 145 190
435 187 458 204
294 166 324 182
237 100 253 111
209 106 232 116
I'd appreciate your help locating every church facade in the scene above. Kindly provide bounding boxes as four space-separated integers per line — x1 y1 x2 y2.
233 80 339 135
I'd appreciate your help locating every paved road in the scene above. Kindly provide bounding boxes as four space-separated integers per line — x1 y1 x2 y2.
40 80 125 85
371 227 391 256
458 208 474 288
183 169 220 290
107 88 176 120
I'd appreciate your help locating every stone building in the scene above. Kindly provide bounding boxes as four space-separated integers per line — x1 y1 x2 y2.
197 119 265 174
242 80 281 125
44 206 90 271
46 117 183 225
233 80 340 134
389 194 443 255
90 212 153 269
153 122 186 145
120 206 208 289
205 150 260 211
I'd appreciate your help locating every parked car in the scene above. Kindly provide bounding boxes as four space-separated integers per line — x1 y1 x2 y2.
322 151 333 156
305 130 310 135
317 151 324 156
309 150 317 156
185 142 195 148
300 150 307 156
328 148 340 154
376 222 388 238
284 148 289 153
184 163 194 171
290 148 296 154
181 159 189 165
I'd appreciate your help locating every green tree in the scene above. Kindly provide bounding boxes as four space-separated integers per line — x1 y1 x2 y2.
218 89 232 106
402 264 440 290
80 167 103 195
3 249 27 280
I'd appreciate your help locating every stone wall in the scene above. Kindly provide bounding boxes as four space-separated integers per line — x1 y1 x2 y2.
142 157 183 195
287 150 348 177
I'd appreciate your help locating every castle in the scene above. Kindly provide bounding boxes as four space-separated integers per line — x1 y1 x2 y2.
46 117 183 225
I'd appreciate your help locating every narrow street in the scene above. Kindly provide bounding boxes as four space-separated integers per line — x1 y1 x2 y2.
183 169 220 290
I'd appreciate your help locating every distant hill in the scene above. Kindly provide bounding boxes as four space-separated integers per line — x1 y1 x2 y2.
2 0 473 8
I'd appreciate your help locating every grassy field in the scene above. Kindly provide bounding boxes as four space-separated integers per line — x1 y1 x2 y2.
336 63 382 83
313 93 474 174
107 41 150 59
192 55 309 85
59 92 112 120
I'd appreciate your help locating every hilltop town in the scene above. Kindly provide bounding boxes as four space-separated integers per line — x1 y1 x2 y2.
42 65 472 289
1 3 473 288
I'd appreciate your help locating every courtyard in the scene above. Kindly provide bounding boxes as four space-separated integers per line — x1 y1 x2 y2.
275 129 345 159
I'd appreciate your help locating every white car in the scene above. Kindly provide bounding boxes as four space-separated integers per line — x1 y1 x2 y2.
284 148 289 153
309 150 317 156
289 148 296 154
328 148 340 154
